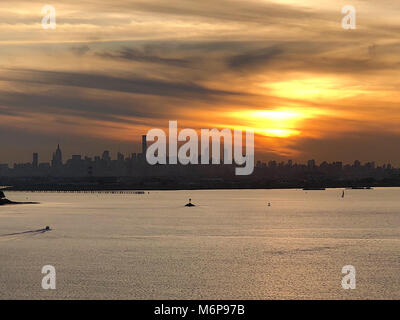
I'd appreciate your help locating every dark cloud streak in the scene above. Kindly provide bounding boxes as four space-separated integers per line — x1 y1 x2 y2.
97 47 193 67
1 68 245 99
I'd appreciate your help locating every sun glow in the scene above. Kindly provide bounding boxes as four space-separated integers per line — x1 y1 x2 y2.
265 77 366 100
227 108 321 138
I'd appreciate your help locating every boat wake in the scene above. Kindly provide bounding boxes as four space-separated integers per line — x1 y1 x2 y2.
0 227 51 241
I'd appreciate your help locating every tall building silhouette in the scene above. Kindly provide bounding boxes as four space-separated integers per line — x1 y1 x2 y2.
51 144 62 168
32 153 38 169
142 135 147 155
102 150 111 162
307 159 316 169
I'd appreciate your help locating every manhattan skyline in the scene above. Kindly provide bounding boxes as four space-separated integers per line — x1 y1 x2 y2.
1 141 394 171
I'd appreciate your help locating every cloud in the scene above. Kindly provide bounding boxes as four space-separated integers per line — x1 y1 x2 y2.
119 0 317 25
0 68 244 99
227 46 284 70
98 47 193 67
0 90 157 123
70 45 91 55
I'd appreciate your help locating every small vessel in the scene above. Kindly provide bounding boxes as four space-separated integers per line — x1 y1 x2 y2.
341 190 345 198
351 186 374 190
267 202 271 207
185 198 195 207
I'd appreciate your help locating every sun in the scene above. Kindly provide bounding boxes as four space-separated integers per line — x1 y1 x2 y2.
227 108 319 138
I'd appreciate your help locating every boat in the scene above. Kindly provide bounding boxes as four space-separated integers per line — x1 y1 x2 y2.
351 186 374 190
185 198 195 207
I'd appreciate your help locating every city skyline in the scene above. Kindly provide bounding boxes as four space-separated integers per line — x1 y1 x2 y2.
2 140 398 192
1 141 394 170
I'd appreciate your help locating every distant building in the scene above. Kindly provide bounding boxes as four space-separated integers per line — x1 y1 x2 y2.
117 152 124 162
142 135 147 155
39 163 50 169
32 153 38 169
268 160 277 168
307 159 316 169
51 144 63 168
0 164 9 176
102 151 111 162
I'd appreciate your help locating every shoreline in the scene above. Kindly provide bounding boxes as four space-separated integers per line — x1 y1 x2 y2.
0 198 39 205
2 184 394 192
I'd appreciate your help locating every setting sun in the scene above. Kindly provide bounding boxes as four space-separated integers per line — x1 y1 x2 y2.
226 108 323 138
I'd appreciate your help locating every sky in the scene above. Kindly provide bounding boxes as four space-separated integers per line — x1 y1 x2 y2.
1 0 400 165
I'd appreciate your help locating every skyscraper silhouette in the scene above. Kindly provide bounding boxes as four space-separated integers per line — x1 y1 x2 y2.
142 135 147 155
32 153 38 169
51 144 63 168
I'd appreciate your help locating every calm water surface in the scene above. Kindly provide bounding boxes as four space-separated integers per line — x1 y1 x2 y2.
0 188 399 299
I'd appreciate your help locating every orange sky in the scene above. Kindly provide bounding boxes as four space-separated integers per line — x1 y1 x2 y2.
1 0 400 165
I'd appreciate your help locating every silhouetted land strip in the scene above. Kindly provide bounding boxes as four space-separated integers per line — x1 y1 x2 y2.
2 178 397 192
0 198 39 205
0 190 39 205
4 162 400 192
